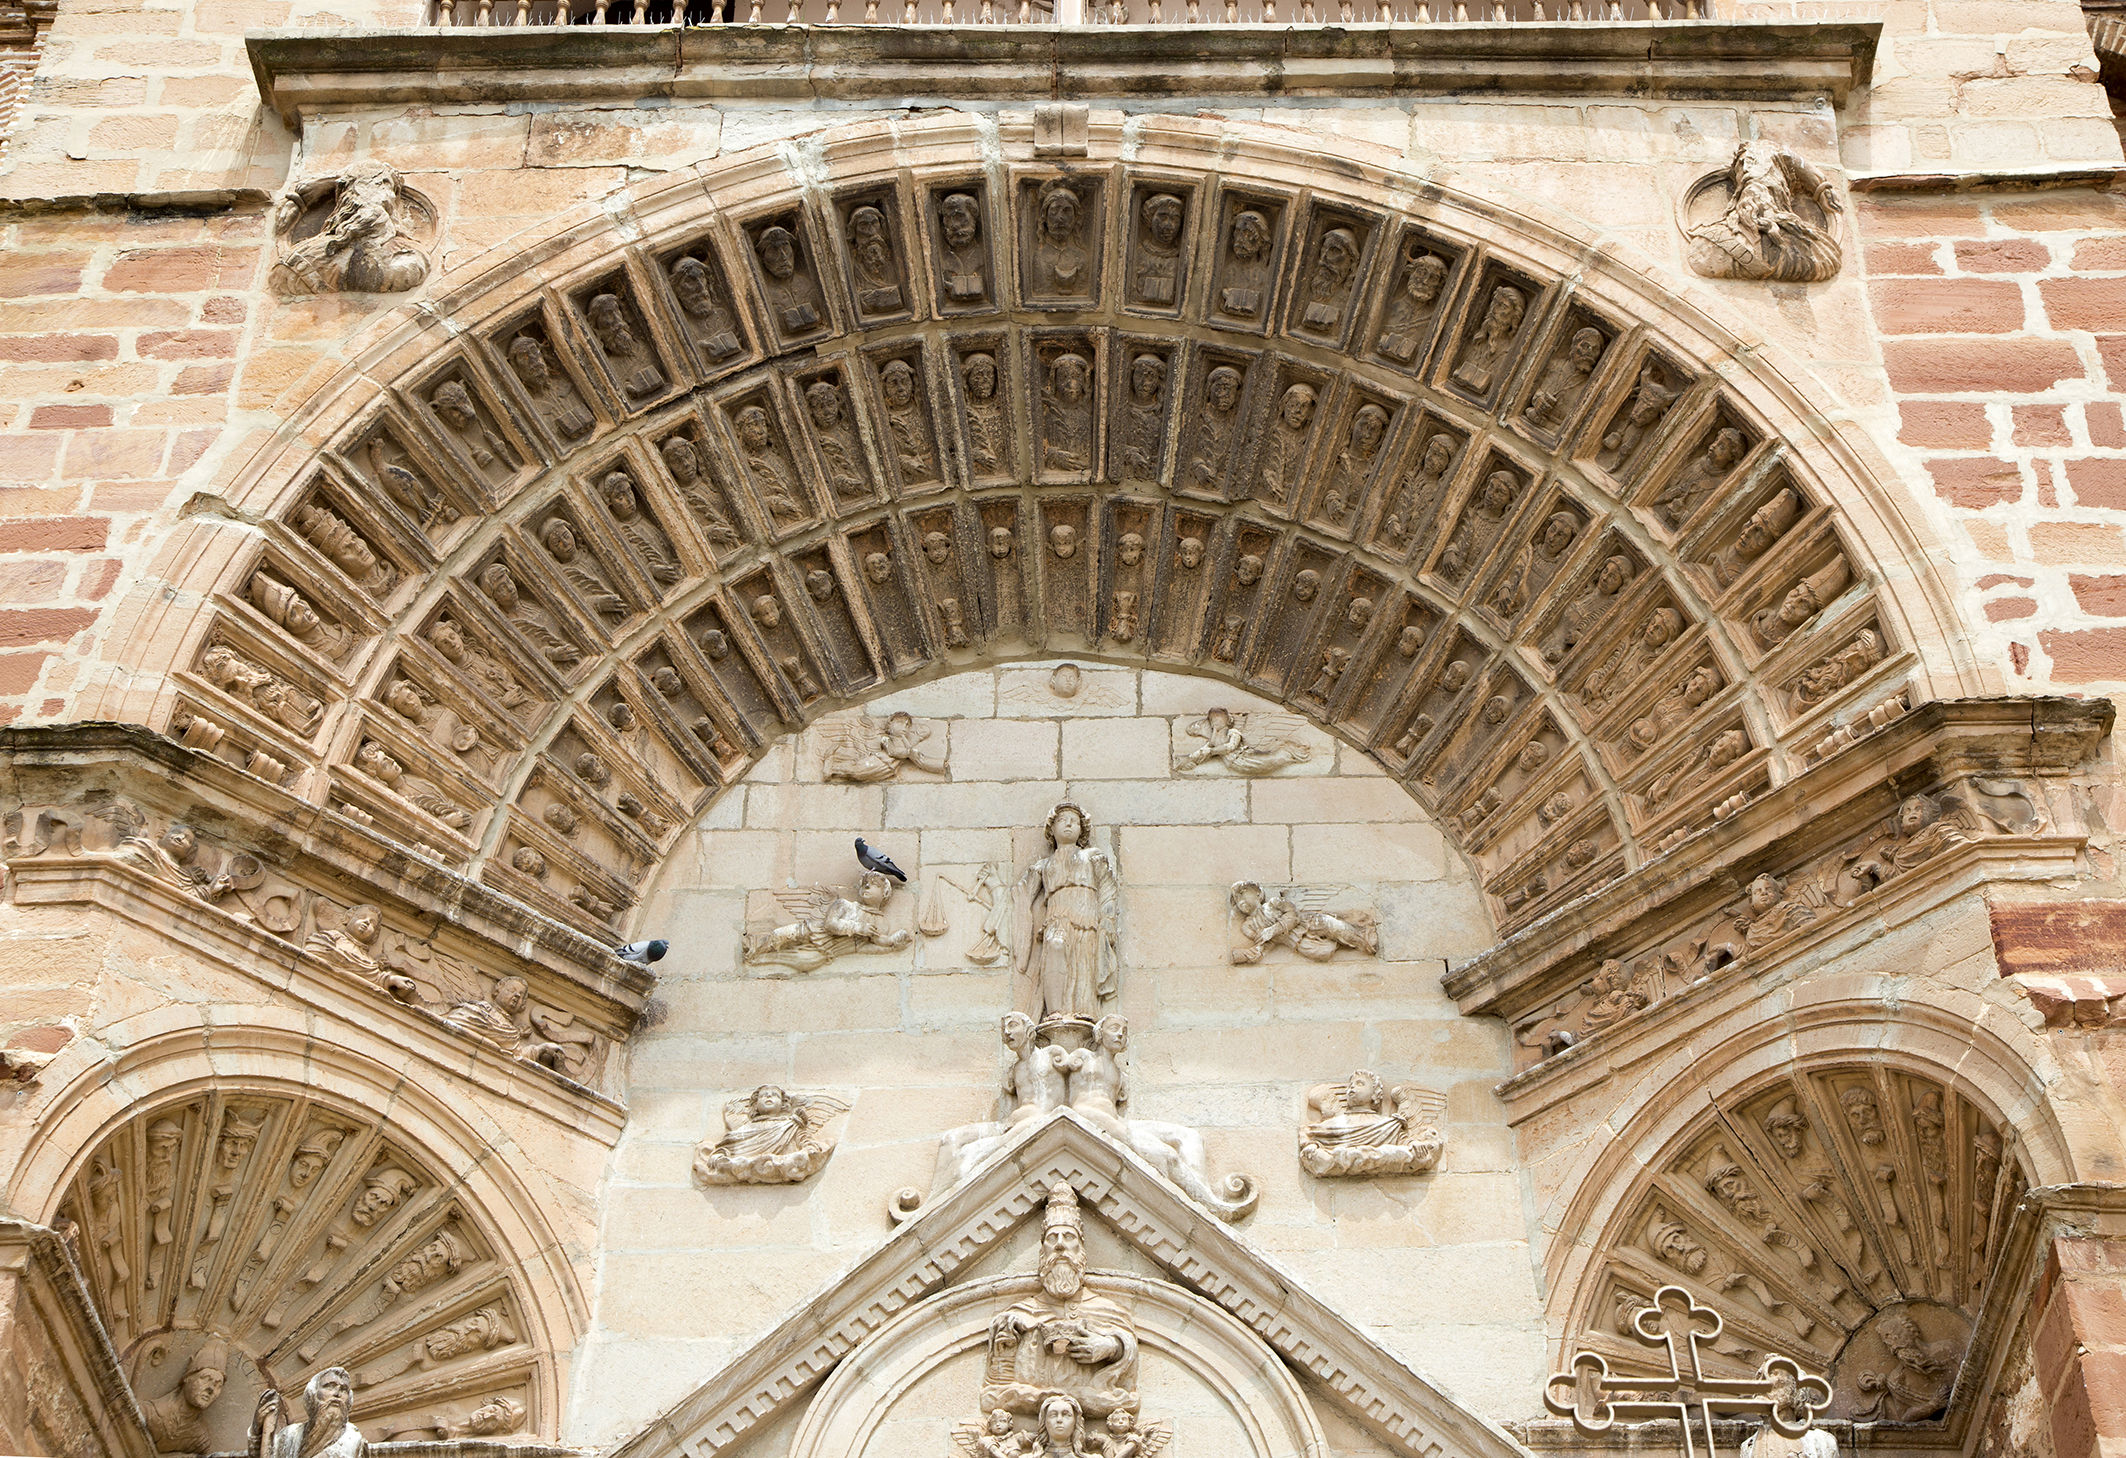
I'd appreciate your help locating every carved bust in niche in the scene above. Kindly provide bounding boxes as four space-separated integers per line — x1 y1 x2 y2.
963 351 1010 476
504 331 593 441
669 253 741 359
937 192 988 303
1031 179 1093 301
1377 248 1447 362
1042 353 1094 473
1451 282 1527 394
1187 364 1243 492
585 292 664 400
846 204 903 314
1298 225 1361 333
754 224 822 335
1133 192 1185 306
1218 208 1275 320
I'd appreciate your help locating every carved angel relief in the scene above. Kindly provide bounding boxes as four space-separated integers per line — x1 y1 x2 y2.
272 161 433 297
1229 881 1379 964
693 1086 849 1185
1299 1072 1445 1177
744 870 912 971
1174 707 1312 776
821 712 947 782
1683 141 1846 284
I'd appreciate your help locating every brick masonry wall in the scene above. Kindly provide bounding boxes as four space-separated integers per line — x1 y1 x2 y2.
1859 183 2126 690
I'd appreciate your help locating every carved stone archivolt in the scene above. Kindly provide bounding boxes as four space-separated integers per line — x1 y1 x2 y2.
1558 1064 2022 1423
122 116 1979 951
50 1095 548 1449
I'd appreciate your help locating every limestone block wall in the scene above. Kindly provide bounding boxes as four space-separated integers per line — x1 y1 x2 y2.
588 661 1534 1450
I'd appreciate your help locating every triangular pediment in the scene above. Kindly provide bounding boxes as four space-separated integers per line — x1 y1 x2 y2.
609 1109 1531 1458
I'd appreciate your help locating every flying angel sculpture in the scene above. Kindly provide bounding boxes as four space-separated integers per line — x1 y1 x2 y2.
1298 1072 1446 1178
1173 707 1315 776
694 1085 849 1185
742 872 912 972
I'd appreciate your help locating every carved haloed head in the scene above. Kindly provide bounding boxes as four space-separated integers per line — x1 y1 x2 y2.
805 381 843 429
939 193 980 250
882 359 917 408
1314 226 1359 288
1279 383 1316 430
1483 285 1526 337
1206 366 1241 413
1130 353 1165 401
1142 192 1183 248
1230 209 1271 262
755 226 798 281
1351 403 1388 452
1038 179 1080 242
963 352 997 401
736 405 772 452
1052 353 1089 403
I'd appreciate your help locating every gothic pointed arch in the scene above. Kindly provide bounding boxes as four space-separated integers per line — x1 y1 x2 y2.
87 112 1985 952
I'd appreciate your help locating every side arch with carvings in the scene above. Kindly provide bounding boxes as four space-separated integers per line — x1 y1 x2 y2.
83 112 1984 948
1 1017 589 1446
1537 1001 2081 1442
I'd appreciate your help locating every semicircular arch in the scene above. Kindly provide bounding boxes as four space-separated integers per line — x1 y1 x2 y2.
100 112 1974 944
4 1016 587 1445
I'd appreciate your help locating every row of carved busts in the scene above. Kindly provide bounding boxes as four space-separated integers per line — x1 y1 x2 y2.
191 160 1888 935
54 1094 540 1454
4 799 613 1089
1571 1065 2011 1423
1510 767 2049 1071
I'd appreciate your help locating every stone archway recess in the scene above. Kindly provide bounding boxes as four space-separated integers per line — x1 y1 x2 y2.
96 110 1981 952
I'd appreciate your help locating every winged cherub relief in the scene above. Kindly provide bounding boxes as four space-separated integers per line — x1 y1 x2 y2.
1173 706 1313 776
821 711 949 782
1298 1071 1446 1177
692 1085 849 1185
1228 881 1380 964
744 869 913 971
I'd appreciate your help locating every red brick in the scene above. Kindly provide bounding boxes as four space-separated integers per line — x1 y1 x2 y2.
0 607 95 649
171 362 234 395
2041 627 2126 683
2053 1363 2099 1458
98 244 256 295
3 1024 71 1054
166 429 216 476
0 335 118 363
1855 196 1988 238
2038 1281 2087 1387
2070 458 2126 510
2091 404 2126 449
0 517 109 552
1928 456 2023 507
2041 278 2126 332
1899 400 1991 448
2016 404 2074 446
81 558 123 601
1977 574 2035 589
0 256 87 297
1996 192 2126 232
138 328 238 360
2076 237 2126 270
1866 240 1944 275
0 652 48 695
2037 459 2061 509
1871 278 2027 334
0 433 61 483
1956 238 2050 272
28 404 110 430
2101 336 2126 391
1986 596 2038 620
2063 1281 2126 1351
1883 338 2083 393
2072 576 2126 616
200 295 247 324
59 430 164 481
2085 1350 2126 1436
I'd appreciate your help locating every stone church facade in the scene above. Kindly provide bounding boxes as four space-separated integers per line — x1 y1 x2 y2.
3 3 2126 1457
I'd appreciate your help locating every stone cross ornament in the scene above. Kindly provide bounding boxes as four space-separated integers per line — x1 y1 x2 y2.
1545 1287 1831 1458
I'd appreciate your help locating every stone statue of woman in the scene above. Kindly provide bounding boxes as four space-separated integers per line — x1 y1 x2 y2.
1015 802 1119 1026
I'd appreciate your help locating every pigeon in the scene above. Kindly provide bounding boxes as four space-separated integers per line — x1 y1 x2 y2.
855 838 907 883
615 939 669 965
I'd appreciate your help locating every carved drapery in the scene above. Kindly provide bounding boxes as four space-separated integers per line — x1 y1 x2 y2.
91 115 1984 954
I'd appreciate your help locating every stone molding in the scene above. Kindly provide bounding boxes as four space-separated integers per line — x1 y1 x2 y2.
1443 695 2112 1079
610 1108 1531 1458
0 723 649 1112
0 1219 154 1458
244 23 1881 124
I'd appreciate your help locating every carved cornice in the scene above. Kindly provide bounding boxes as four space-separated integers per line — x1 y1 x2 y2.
1444 696 2112 1060
245 23 1880 125
0 724 649 1112
612 1108 1532 1458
